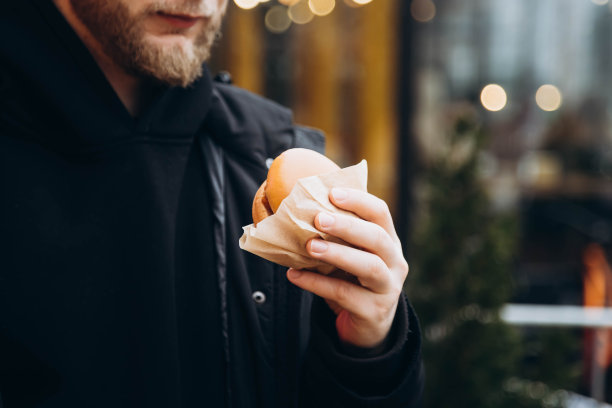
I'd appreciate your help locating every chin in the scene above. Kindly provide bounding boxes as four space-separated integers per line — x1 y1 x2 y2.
145 33 195 51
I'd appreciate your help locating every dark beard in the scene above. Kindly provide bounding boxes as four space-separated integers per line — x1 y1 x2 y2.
70 0 223 87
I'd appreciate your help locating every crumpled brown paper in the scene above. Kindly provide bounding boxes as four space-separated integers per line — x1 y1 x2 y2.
239 160 368 273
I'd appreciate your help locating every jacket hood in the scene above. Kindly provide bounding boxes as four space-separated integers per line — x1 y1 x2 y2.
0 0 213 154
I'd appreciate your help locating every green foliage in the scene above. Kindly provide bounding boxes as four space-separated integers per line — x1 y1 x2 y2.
520 328 582 392
406 107 578 407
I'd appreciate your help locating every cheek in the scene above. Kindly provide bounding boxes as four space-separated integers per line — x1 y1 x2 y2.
209 0 229 12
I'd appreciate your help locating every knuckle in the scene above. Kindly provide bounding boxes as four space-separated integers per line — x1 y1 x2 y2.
399 259 409 279
365 307 380 323
343 216 358 237
375 197 390 216
391 284 404 300
372 298 394 322
374 225 389 248
334 282 351 303
365 258 384 281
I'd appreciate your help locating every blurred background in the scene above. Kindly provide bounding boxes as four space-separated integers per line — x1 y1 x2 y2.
209 0 612 406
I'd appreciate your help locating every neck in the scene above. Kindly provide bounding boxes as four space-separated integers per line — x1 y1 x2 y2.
53 0 144 117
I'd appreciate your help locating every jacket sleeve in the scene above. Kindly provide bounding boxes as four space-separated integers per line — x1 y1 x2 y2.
286 125 424 406
298 293 424 407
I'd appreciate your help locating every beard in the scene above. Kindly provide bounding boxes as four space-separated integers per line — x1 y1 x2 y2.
70 0 224 87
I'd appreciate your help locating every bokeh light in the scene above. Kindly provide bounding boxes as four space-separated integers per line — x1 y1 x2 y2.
343 0 373 5
480 84 507 112
535 84 562 112
591 0 608 5
265 6 292 33
279 0 301 5
309 0 336 16
288 0 315 24
234 0 259 9
411 0 436 23
517 151 562 189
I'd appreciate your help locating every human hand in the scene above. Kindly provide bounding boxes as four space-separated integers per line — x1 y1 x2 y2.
286 188 409 349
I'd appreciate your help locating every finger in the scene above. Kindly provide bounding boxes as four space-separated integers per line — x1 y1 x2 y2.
286 268 379 320
329 188 400 244
314 211 402 268
307 239 393 293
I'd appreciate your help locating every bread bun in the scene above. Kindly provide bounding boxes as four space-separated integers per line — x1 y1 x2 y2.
252 148 340 225
252 181 274 226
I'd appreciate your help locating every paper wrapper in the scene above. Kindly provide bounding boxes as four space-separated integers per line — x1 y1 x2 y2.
239 160 368 273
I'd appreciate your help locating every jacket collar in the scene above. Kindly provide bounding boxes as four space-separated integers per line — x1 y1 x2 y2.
203 83 296 169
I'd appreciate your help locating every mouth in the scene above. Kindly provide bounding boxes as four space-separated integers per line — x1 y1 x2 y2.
156 12 203 29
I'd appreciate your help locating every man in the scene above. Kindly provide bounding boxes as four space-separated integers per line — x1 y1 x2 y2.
0 0 423 406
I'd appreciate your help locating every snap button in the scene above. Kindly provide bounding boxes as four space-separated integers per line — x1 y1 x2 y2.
265 158 274 169
214 71 232 84
252 291 266 304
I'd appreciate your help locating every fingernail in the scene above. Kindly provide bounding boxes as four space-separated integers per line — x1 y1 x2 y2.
318 213 335 228
287 269 302 279
309 239 329 254
331 188 348 201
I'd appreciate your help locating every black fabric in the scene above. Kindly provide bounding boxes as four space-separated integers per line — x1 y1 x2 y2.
0 1 424 407
1 2 223 407
301 297 424 407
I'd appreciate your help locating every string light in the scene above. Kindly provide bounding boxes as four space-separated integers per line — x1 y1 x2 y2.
235 0 376 26
288 0 315 24
331 0 372 8
535 85 562 112
265 5 292 33
411 0 435 22
308 0 336 16
234 0 259 9
309 0 336 16
480 84 507 112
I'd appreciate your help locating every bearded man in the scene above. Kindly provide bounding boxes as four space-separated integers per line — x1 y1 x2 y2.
0 1 423 407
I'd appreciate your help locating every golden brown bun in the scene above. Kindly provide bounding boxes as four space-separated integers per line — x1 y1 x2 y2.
266 148 340 212
252 181 273 226
251 148 340 225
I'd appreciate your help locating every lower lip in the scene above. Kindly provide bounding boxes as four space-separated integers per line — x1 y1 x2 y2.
157 13 201 29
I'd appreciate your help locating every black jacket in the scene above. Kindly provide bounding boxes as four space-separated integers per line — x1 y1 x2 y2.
0 1 423 407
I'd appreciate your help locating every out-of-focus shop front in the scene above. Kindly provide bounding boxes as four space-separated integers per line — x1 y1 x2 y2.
210 1 612 406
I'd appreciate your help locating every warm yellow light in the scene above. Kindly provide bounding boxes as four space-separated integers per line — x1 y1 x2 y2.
288 0 314 24
353 0 373 4
265 6 292 33
480 84 507 112
279 0 300 5
410 0 436 23
234 0 259 9
535 84 562 112
309 0 335 16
